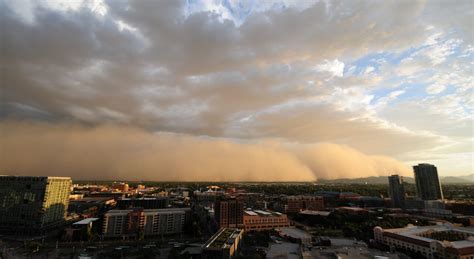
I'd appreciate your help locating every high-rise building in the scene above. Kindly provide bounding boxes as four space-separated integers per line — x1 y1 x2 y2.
388 175 405 208
0 176 72 236
215 197 244 228
413 163 443 200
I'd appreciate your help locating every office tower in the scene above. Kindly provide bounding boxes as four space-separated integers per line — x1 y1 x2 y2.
0 176 72 236
413 163 444 200
388 175 406 208
215 197 244 228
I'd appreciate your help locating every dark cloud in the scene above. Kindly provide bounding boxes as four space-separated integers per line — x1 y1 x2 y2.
1 0 472 178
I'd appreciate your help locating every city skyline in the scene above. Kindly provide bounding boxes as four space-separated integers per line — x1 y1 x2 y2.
1 0 473 181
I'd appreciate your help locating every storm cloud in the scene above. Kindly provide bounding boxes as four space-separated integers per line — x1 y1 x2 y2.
0 121 410 181
1 0 472 179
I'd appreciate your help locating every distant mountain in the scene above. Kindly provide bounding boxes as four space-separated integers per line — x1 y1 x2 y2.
316 174 473 184
459 174 474 182
316 176 414 184
440 174 474 184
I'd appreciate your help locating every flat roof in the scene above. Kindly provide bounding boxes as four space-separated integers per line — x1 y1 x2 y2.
280 227 312 240
244 211 258 216
381 224 474 249
203 228 243 250
267 242 300 259
73 218 99 225
254 210 271 215
299 210 331 216
244 209 286 217
451 240 474 249
106 208 190 215
118 197 167 200
105 210 133 215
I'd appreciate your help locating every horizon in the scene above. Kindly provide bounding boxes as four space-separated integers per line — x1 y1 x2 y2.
1 0 473 181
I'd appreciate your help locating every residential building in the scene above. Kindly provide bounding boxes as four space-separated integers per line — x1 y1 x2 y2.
374 223 474 259
143 208 191 236
243 210 289 231
0 176 71 236
202 228 244 259
117 197 168 209
388 175 406 209
413 163 444 200
102 208 143 238
285 195 324 213
102 208 190 238
215 198 244 228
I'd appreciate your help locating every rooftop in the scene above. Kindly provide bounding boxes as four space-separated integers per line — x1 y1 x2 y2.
280 227 312 240
118 197 167 200
73 218 99 225
379 223 474 249
299 210 331 216
267 242 300 259
244 209 286 217
203 228 243 250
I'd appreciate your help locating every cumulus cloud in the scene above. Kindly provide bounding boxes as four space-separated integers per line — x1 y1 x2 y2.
426 84 446 95
0 121 410 181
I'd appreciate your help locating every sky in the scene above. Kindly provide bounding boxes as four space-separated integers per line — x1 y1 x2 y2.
0 0 472 181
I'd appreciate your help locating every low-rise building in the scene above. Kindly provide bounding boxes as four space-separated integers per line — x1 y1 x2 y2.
279 227 312 244
374 223 474 259
66 218 101 241
243 210 289 231
202 228 244 259
111 182 129 192
285 195 324 213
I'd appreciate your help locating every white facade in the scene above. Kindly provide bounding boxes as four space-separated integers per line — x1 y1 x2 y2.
374 224 474 259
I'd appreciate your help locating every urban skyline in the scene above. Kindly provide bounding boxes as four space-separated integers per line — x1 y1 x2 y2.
1 1 473 258
1 0 473 181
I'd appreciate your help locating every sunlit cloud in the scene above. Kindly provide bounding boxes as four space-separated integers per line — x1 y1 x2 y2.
1 0 472 179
